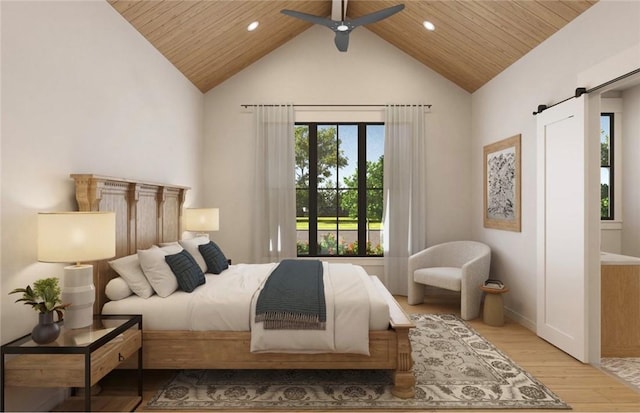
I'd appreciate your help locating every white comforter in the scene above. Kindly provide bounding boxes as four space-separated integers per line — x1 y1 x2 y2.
248 262 371 355
190 262 372 355
103 262 389 355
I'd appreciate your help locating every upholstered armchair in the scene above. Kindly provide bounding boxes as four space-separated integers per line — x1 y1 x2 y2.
407 241 491 320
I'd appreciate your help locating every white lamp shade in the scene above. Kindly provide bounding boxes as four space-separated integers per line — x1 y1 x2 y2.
38 212 116 263
184 208 219 232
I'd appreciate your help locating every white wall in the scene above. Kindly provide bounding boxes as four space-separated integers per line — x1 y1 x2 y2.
471 0 640 329
1 2 203 409
203 25 473 273
622 84 640 257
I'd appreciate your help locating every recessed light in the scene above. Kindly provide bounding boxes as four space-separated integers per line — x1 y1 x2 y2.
423 20 435 31
248 21 259 31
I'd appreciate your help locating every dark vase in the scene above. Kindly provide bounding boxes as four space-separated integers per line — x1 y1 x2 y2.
32 312 60 345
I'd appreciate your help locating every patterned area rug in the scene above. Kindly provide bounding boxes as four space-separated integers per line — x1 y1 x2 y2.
147 314 570 410
601 358 640 393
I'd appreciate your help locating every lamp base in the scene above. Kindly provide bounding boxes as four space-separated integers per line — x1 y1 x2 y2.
61 265 95 329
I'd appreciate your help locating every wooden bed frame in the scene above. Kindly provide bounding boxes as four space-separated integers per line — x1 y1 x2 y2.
71 174 416 398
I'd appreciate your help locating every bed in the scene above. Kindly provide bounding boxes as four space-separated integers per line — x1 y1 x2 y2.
71 173 415 398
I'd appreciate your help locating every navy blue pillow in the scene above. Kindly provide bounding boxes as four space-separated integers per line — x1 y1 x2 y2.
165 250 205 292
198 241 229 274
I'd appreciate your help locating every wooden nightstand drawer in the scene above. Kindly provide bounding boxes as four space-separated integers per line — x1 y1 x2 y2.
5 329 141 388
89 329 141 385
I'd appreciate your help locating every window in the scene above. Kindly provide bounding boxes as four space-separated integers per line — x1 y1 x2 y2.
295 122 384 257
601 113 614 220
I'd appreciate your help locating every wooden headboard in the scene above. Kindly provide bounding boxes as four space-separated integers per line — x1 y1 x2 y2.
71 174 190 314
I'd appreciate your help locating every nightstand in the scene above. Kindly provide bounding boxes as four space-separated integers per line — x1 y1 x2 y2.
1 314 142 412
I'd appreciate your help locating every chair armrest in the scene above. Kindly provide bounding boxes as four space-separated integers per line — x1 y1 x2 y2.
460 252 491 290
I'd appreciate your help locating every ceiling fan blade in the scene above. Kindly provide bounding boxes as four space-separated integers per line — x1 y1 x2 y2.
350 4 405 28
281 9 335 28
334 31 350 52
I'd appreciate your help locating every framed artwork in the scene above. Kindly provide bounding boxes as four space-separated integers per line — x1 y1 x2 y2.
483 134 521 232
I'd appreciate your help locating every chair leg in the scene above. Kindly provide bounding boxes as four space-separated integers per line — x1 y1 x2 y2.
407 280 425 305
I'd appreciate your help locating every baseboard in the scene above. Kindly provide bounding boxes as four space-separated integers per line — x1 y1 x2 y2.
504 306 536 332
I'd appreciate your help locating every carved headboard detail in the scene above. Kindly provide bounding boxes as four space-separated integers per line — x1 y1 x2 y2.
70 174 190 314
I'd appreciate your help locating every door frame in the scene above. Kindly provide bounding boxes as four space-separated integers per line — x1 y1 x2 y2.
587 72 640 364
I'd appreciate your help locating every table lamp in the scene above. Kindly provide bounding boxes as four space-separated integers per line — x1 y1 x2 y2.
184 208 219 238
37 212 116 329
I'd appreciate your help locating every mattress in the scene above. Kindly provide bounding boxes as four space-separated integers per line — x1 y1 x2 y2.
103 263 390 332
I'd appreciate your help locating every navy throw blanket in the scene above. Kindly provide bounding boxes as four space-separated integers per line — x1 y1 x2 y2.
255 259 326 330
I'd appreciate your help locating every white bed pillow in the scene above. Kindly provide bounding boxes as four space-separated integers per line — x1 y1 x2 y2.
160 243 183 254
108 254 154 298
138 246 179 297
178 236 209 272
105 277 133 301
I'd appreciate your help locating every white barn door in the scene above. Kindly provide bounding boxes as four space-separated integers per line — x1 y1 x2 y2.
536 96 589 362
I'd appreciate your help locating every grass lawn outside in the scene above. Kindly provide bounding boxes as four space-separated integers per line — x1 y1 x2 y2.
296 217 382 231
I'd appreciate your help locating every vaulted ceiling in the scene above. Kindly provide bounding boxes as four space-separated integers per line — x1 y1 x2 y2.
108 0 597 93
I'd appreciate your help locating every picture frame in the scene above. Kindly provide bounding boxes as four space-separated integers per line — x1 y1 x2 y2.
483 134 521 232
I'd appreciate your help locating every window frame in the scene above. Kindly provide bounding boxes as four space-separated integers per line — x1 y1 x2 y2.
296 121 384 257
601 112 614 221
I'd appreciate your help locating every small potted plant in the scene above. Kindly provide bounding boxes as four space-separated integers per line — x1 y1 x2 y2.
9 277 70 344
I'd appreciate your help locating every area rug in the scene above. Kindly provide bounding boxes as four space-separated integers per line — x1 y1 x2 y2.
147 313 570 410
601 357 640 393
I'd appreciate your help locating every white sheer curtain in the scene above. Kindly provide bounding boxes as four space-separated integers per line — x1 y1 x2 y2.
251 104 296 263
383 104 428 294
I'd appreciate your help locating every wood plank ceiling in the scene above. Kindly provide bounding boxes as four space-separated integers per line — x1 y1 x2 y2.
108 0 597 93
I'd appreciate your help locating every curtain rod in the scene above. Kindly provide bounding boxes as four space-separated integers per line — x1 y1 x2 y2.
240 103 432 108
533 67 640 115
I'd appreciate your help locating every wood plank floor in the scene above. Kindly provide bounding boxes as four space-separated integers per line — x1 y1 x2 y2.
98 295 640 412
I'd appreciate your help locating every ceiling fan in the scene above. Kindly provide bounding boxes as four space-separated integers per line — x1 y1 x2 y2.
281 0 405 52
